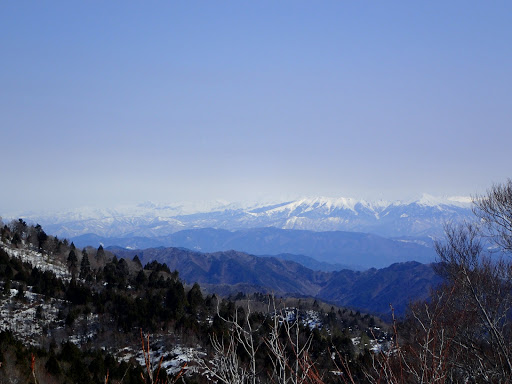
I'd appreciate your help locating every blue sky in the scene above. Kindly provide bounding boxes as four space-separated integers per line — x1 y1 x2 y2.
1 1 511 212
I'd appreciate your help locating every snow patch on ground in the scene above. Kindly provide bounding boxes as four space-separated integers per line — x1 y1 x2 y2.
1 243 71 281
116 336 206 377
0 287 63 347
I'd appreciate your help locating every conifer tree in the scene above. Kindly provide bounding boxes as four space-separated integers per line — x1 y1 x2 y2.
187 282 204 312
166 280 187 320
35 223 48 250
80 248 91 280
96 244 105 261
2 278 11 295
133 254 142 267
68 249 78 275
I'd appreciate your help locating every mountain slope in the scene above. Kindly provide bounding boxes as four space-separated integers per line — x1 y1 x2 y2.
318 261 441 315
75 227 437 269
161 227 437 268
110 246 441 316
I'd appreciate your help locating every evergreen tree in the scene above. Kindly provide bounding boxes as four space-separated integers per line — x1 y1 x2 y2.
0 225 9 243
3 278 11 295
45 350 61 376
35 223 48 250
80 249 91 280
0 248 8 264
133 254 142 267
12 232 21 246
68 249 78 275
135 270 147 287
166 280 186 320
16 284 25 300
96 244 105 261
12 218 27 240
187 282 203 313
5 265 13 280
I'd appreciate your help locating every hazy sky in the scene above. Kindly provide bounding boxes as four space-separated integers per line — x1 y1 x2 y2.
1 1 511 212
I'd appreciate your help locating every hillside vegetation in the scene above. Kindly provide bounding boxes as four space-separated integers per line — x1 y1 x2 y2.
0 219 388 383
111 246 439 316
1 180 511 383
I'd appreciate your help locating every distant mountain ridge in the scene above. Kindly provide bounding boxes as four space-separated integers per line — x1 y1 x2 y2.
13 195 473 239
72 227 438 269
109 246 441 316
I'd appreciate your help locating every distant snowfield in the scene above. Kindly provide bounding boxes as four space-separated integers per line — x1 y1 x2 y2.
4 194 472 220
2 195 474 240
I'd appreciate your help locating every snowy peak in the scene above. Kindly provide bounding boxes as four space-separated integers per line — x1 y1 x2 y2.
4 194 474 239
262 197 360 215
415 194 472 208
256 197 382 217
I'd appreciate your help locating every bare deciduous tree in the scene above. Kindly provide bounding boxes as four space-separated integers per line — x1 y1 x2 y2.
473 178 512 253
265 305 321 384
195 301 261 384
196 298 322 384
366 180 512 383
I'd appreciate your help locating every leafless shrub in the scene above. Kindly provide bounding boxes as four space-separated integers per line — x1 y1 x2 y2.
265 304 321 384
196 297 324 384
195 301 260 384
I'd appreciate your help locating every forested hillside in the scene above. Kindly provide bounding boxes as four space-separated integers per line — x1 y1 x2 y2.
111 246 440 315
0 219 388 383
1 180 512 383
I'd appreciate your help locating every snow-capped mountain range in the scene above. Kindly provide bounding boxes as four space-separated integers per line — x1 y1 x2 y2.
5 194 474 240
